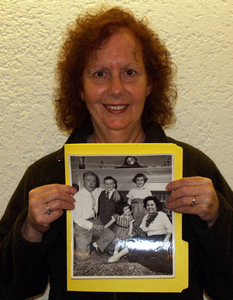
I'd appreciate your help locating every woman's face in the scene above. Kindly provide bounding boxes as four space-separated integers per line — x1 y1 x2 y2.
146 200 157 214
135 176 145 188
81 30 151 137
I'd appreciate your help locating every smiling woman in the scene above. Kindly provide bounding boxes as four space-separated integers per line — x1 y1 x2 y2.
54 7 176 135
81 30 151 143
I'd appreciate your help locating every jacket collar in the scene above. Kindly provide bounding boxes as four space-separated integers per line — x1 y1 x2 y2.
144 124 168 143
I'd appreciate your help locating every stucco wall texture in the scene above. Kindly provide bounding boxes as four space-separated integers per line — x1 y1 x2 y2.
0 0 232 299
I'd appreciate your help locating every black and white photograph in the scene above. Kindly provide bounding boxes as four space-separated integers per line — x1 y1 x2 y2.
68 154 175 279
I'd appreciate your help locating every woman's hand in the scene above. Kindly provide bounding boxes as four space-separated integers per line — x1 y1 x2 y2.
166 177 219 228
22 184 76 242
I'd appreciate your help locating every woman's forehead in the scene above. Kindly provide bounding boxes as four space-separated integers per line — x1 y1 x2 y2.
86 30 143 67
147 200 155 204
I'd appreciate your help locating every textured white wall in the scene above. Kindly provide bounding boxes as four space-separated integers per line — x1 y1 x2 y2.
1 0 232 299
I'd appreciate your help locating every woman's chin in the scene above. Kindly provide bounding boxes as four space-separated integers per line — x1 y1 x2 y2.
102 121 133 132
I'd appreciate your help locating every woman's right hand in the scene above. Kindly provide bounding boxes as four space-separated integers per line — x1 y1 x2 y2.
21 184 76 242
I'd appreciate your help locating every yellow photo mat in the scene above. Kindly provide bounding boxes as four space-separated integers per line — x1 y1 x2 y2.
65 143 188 293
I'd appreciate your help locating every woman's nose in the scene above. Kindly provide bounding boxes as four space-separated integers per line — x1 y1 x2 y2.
108 74 124 97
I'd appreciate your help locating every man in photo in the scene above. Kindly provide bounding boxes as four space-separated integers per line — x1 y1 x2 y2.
73 171 115 261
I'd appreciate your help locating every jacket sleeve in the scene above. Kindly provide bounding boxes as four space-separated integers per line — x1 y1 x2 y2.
0 167 57 300
181 142 233 299
193 174 233 299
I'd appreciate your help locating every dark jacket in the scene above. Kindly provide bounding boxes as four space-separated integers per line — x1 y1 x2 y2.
0 125 233 300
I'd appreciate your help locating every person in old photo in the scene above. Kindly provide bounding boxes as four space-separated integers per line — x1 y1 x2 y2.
98 176 122 229
73 171 115 260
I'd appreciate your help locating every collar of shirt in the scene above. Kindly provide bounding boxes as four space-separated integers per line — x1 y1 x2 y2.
105 188 115 199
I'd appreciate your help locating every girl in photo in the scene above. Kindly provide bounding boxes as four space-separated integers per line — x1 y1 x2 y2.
126 173 152 231
104 201 134 260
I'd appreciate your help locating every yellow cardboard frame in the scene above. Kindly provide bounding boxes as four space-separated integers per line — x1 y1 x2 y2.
65 143 188 293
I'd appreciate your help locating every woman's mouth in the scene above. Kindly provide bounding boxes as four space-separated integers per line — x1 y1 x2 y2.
106 105 127 110
104 104 129 113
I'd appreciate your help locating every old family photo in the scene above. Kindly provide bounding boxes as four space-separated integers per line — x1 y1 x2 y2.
69 155 175 278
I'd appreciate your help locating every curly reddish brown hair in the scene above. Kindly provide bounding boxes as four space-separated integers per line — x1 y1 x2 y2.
54 6 177 133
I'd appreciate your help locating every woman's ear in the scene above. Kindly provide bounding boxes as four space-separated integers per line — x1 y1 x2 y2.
146 82 153 97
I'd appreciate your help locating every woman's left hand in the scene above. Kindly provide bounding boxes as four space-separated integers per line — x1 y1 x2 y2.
166 177 219 227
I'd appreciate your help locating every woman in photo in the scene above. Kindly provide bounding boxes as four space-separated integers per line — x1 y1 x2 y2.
140 196 172 247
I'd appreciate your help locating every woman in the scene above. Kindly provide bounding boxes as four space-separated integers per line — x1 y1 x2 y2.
137 196 173 274
140 196 172 246
0 6 232 300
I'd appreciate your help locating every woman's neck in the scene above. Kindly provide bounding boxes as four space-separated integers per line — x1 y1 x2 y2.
88 126 145 143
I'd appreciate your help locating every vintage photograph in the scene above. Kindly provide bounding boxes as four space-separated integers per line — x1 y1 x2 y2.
69 154 175 279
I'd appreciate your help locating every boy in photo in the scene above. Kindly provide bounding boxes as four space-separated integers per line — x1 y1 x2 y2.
98 176 122 229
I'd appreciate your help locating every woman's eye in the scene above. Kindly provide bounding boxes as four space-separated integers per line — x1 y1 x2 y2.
95 71 104 77
126 70 135 76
